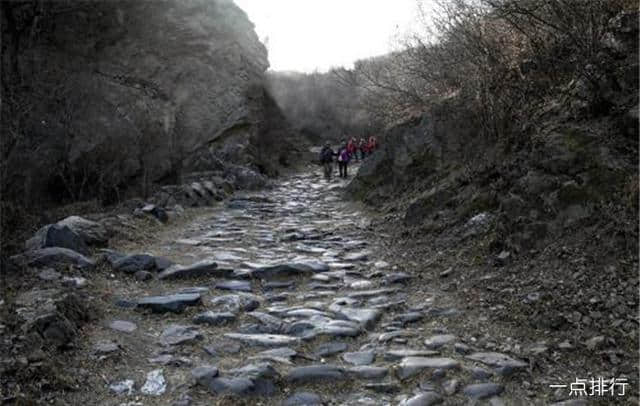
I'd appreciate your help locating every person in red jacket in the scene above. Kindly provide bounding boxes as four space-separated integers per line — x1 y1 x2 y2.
368 136 378 153
347 137 357 161
359 137 368 159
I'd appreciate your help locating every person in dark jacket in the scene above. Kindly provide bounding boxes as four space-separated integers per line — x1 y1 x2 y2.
319 141 335 180
359 137 368 159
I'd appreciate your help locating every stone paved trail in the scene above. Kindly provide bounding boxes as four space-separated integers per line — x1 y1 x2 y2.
91 166 543 406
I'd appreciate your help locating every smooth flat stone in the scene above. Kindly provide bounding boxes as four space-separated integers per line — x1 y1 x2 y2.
112 254 155 273
178 286 210 294
332 306 381 329
347 366 388 380
109 379 134 395
348 288 399 298
176 239 202 246
228 362 279 380
201 376 254 396
215 280 252 292
397 357 460 379
193 311 236 325
251 262 328 279
93 340 119 355
466 352 527 375
224 333 299 347
424 334 457 349
463 383 504 399
210 293 260 313
315 319 362 337
263 281 295 290
160 324 202 346
283 391 322 406
108 320 137 333
255 347 297 359
344 251 370 261
286 308 331 318
342 351 375 366
158 260 233 280
37 268 61 281
203 341 241 356
314 341 348 357
308 282 341 290
399 392 443 406
384 272 413 284
396 312 424 325
213 251 243 261
246 311 284 333
378 330 414 342
191 365 219 381
249 347 297 365
285 365 345 383
349 280 375 289
384 349 439 361
137 293 202 313
327 262 356 270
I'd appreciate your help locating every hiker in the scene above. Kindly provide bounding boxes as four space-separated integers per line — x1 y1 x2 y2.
368 135 378 153
347 137 357 161
359 138 367 160
337 141 351 178
319 141 335 180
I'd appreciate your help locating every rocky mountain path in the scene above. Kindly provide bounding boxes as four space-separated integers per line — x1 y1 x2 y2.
78 165 555 406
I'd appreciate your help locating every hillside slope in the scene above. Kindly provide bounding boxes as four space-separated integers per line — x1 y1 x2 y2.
347 8 639 389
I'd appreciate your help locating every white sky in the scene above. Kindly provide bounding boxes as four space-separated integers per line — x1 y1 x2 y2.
234 0 426 73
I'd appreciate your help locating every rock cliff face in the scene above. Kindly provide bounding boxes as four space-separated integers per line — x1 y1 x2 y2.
1 0 292 205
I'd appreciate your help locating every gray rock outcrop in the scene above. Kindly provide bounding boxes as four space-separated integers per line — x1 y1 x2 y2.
2 0 296 206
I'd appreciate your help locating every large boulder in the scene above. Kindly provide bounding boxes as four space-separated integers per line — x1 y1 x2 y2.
112 254 157 274
25 224 89 255
347 114 444 205
57 216 108 245
13 247 95 270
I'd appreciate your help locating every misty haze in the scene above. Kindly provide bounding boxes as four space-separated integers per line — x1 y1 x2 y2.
0 0 638 405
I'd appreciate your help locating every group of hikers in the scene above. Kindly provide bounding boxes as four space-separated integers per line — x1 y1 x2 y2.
319 136 379 180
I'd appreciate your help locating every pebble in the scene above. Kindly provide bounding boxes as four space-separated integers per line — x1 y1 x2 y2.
141 369 166 396
109 379 134 395
109 320 137 333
